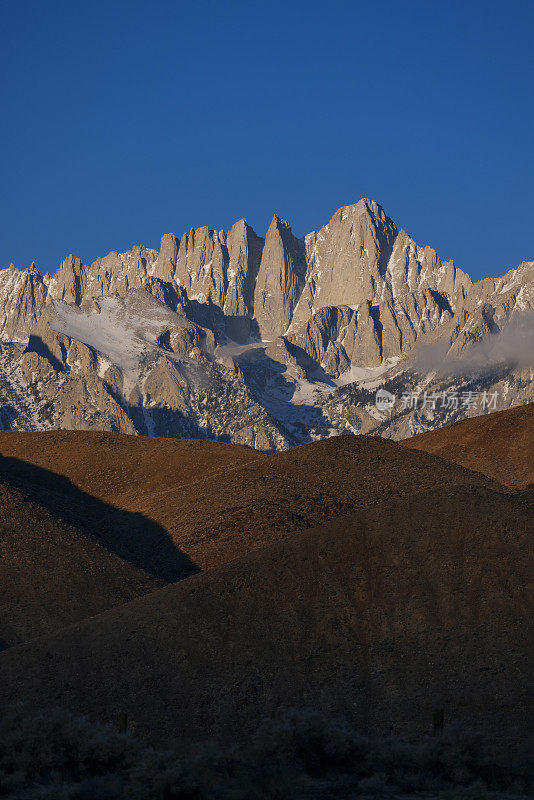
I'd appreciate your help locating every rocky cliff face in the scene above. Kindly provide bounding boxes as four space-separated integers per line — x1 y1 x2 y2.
291 200 398 327
47 246 160 307
284 199 474 375
160 220 266 343
0 198 532 448
223 219 264 341
0 263 48 342
253 215 306 340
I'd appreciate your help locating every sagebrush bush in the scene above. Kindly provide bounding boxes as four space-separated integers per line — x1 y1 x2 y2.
0 704 531 799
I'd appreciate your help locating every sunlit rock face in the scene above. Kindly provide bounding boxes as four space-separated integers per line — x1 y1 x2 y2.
0 262 48 342
0 199 532 447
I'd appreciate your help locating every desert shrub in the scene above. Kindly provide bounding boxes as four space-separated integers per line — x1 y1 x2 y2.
0 704 531 799
437 780 489 800
0 704 143 798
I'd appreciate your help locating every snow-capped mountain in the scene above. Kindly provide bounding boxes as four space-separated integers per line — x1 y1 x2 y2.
0 199 532 447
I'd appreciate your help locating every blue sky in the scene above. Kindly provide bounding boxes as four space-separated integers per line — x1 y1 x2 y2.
1 0 533 280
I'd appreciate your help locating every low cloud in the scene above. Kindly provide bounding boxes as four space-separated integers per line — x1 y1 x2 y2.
413 310 534 378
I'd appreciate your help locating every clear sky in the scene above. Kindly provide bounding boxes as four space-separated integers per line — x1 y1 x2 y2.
1 0 533 280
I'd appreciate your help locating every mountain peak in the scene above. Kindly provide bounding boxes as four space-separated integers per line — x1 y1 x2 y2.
332 198 390 224
270 214 292 231
0 199 531 449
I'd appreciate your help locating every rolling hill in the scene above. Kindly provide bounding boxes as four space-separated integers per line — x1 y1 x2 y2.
0 429 496 573
0 482 530 766
0 476 165 647
403 402 534 489
0 405 531 782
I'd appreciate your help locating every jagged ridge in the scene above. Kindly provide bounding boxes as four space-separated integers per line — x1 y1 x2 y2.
0 199 532 448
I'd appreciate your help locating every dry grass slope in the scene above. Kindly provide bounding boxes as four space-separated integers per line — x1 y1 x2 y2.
0 429 500 648
0 430 496 572
403 402 534 490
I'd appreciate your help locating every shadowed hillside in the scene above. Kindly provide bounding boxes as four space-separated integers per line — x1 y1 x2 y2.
0 462 198 647
1 483 531 766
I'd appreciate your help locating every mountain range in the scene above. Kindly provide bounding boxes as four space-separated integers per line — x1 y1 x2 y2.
1 198 532 446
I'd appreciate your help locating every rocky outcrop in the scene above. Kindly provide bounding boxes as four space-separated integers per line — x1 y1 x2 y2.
19 324 136 435
264 336 316 379
290 200 398 329
155 220 264 342
446 260 534 357
153 233 178 283
142 278 189 312
144 359 191 415
46 247 159 307
156 319 215 359
253 216 306 340
141 355 292 449
47 255 88 305
0 263 48 342
223 219 264 342
284 200 474 372
174 227 228 308
84 246 158 301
